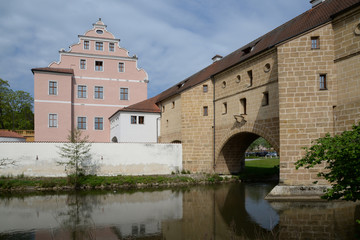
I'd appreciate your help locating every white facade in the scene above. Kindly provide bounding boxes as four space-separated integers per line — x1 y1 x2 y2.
110 111 160 143
0 137 25 142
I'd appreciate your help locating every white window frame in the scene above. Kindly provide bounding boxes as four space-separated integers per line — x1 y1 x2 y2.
94 86 104 99
77 116 87 130
84 40 90 50
77 85 87 99
95 60 104 72
138 116 144 125
48 80 58 95
131 115 137 124
48 113 58 128
95 41 103 51
80 59 86 70
94 117 104 130
109 42 115 52
118 62 125 72
120 87 129 100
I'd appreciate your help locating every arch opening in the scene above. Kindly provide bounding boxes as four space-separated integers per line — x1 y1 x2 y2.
215 132 279 175
171 140 182 143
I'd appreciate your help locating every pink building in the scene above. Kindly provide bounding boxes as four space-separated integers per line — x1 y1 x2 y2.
32 19 148 142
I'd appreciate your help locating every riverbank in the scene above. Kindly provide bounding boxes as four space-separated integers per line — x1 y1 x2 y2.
0 173 241 192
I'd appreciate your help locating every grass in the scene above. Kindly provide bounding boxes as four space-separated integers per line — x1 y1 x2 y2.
238 158 279 181
0 173 233 191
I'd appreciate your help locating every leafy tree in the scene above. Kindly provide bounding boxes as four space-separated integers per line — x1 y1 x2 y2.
295 123 360 201
0 78 34 130
57 129 93 186
247 137 272 151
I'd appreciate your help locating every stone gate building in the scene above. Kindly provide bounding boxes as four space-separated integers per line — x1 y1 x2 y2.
154 0 360 190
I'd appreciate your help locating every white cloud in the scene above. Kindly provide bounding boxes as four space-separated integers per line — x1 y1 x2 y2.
0 0 310 98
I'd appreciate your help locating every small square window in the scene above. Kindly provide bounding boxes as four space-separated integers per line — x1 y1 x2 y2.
77 117 86 129
94 117 103 130
84 40 89 50
311 37 320 49
96 42 103 51
131 116 137 124
49 81 57 95
118 62 125 72
95 61 103 71
109 43 114 52
120 88 128 100
139 116 144 124
203 85 208 93
203 106 208 116
319 74 327 90
80 59 86 69
49 114 57 128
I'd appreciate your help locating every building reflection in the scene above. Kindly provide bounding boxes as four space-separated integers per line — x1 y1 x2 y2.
0 184 359 239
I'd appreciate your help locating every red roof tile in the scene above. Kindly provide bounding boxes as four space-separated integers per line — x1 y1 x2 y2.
156 0 360 103
110 96 161 118
31 67 74 75
0 130 25 139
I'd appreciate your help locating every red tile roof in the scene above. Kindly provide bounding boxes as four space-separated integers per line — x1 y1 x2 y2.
155 0 360 103
31 67 74 75
109 96 161 119
0 130 25 139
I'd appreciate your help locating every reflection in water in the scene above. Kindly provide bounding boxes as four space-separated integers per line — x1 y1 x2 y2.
0 183 359 239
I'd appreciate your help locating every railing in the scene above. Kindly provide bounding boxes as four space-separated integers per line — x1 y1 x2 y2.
14 130 35 142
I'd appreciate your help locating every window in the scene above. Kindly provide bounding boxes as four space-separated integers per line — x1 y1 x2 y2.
118 62 125 72
172 101 175 108
94 86 103 99
95 61 103 71
49 81 57 95
240 98 247 115
203 106 208 116
319 74 327 90
131 116 137 124
139 116 144 124
95 42 103 51
94 117 103 130
120 88 128 100
203 85 208 93
77 117 86 129
77 85 87 98
262 92 269 106
222 81 226 88
109 43 114 52
80 59 86 69
223 102 227 114
162 106 165 113
49 114 57 128
84 40 89 50
247 70 253 87
311 37 320 49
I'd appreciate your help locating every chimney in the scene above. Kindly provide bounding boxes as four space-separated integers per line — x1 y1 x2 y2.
212 54 223 63
310 0 325 8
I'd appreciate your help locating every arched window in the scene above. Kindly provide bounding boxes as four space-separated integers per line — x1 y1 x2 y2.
111 136 118 143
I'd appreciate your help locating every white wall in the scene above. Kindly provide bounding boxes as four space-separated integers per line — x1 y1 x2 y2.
110 111 160 143
0 137 25 142
0 142 182 177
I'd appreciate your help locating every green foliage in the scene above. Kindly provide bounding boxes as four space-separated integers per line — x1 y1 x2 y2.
57 129 93 186
295 123 360 201
0 78 34 130
247 137 272 151
207 174 223 183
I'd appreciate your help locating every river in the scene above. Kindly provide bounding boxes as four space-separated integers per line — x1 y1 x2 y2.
0 182 359 239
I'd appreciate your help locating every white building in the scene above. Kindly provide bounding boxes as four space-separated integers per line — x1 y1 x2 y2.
110 97 160 143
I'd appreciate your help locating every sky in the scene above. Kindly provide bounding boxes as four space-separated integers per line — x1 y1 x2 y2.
0 0 310 99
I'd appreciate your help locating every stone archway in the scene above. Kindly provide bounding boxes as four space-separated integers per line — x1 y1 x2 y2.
215 121 279 174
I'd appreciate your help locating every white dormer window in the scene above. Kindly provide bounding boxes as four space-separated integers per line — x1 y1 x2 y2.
118 62 125 72
109 43 114 52
84 40 89 50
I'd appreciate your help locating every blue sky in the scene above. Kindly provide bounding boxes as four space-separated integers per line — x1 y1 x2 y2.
0 0 310 99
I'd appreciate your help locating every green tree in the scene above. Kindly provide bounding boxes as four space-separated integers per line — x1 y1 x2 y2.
247 137 272 151
57 129 93 187
295 123 360 201
0 78 34 130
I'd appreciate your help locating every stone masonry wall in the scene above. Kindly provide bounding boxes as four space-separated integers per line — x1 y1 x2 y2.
213 50 280 174
181 79 214 172
159 94 182 143
277 23 336 186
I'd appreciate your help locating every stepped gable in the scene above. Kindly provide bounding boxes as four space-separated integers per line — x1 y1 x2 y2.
156 0 360 103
